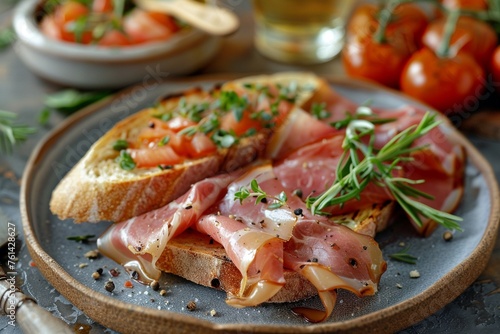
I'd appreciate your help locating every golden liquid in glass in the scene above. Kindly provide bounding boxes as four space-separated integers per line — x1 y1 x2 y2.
253 0 354 64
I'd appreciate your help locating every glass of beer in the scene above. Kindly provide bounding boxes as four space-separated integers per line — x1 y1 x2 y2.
253 0 354 64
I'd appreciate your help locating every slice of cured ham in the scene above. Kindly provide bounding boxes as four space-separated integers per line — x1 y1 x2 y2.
97 172 240 282
284 220 386 322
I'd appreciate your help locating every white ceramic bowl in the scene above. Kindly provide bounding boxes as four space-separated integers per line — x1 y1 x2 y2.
13 0 221 89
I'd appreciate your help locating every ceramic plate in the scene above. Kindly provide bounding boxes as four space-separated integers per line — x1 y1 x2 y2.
20 75 500 334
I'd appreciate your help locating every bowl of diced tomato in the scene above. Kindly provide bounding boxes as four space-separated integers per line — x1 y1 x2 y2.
13 0 222 89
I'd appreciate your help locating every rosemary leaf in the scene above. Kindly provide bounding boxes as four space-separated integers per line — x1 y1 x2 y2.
389 247 418 264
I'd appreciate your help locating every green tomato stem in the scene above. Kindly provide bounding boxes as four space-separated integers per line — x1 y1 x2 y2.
436 9 460 58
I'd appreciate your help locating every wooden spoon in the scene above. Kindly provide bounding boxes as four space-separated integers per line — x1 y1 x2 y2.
135 0 239 36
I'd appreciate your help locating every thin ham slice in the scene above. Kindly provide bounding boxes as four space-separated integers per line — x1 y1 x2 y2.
284 220 386 322
97 172 239 282
195 214 285 306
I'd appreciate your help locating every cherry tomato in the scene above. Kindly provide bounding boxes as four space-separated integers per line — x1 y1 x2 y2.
440 0 488 10
422 16 497 69
342 38 410 88
347 3 428 55
344 3 428 88
490 46 500 91
400 48 484 112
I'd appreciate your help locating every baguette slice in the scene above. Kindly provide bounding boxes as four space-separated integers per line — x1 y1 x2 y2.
156 201 395 303
50 73 330 223
50 88 269 223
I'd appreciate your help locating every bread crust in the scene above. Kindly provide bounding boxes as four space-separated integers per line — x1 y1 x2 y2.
156 202 394 303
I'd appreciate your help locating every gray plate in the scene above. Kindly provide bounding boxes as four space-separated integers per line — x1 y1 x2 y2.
20 76 500 334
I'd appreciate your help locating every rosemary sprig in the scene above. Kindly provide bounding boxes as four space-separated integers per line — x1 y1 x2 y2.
389 247 418 264
306 112 463 232
0 110 36 154
234 179 287 209
330 105 396 130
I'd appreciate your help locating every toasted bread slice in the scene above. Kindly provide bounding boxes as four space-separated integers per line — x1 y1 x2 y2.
156 201 394 303
50 73 329 223
50 88 269 223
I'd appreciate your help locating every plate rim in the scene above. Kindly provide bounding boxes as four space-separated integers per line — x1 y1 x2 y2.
20 74 500 334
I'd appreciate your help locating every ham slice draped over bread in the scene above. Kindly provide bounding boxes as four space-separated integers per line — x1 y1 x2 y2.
96 75 464 321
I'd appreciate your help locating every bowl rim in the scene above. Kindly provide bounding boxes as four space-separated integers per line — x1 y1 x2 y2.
13 0 210 62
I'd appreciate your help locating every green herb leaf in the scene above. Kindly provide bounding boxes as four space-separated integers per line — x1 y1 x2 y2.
44 90 110 115
234 186 250 204
0 27 16 50
0 110 36 154
389 247 418 264
218 91 248 122
116 150 136 171
67 234 95 243
211 129 237 148
152 112 173 122
158 136 170 146
234 179 288 210
38 107 52 126
311 103 331 120
112 139 128 151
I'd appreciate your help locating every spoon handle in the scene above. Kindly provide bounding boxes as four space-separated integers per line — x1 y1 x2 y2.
137 0 239 36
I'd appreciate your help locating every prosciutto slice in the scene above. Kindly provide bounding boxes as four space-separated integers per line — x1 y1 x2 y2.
195 214 285 307
97 172 239 282
284 220 386 322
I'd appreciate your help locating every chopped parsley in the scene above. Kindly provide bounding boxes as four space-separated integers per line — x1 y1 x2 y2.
311 102 331 120
211 129 237 148
116 150 136 171
218 91 248 122
113 139 128 151
158 136 170 146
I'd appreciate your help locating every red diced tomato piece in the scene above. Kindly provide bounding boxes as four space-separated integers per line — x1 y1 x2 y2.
186 133 217 158
129 146 182 168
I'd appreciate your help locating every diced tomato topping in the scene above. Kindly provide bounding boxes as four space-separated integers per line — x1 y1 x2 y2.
98 29 131 46
52 1 92 43
40 15 63 40
92 0 114 13
166 117 197 132
147 11 180 33
167 133 189 156
220 110 262 136
136 119 172 147
129 146 182 168
123 9 176 44
186 133 217 158
55 1 89 24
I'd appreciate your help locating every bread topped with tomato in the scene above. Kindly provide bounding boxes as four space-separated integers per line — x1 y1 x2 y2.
49 72 327 223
